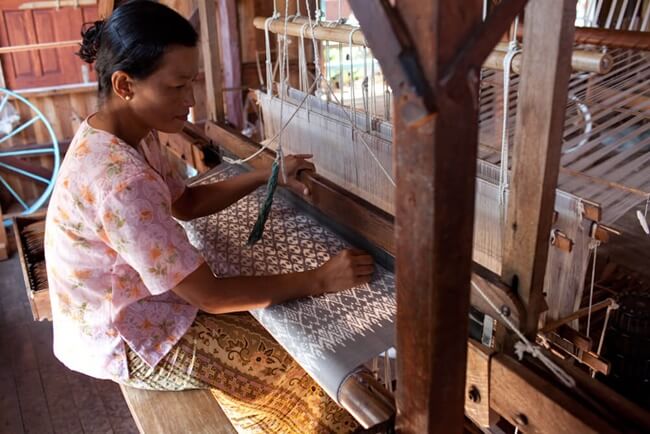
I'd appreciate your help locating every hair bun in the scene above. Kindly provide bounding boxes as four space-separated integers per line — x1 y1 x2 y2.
77 20 105 64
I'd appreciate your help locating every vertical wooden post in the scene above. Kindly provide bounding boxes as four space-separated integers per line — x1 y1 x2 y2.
394 1 481 432
98 0 114 19
0 58 6 89
198 0 225 123
217 0 243 129
501 0 577 337
0 204 8 260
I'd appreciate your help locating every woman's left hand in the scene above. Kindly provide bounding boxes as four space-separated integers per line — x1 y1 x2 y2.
278 154 316 196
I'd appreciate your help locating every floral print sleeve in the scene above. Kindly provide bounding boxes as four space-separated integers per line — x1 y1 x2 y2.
99 171 203 295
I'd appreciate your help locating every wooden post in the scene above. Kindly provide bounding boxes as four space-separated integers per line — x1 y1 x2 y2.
350 0 483 432
217 0 243 129
0 204 8 260
501 0 577 337
198 0 225 123
97 0 114 19
0 55 6 89
348 0 533 431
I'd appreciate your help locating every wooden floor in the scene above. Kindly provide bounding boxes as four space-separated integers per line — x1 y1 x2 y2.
0 236 138 434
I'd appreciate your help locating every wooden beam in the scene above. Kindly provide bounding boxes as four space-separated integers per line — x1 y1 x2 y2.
198 0 225 123
464 340 497 428
253 17 610 75
440 0 529 86
501 0 577 337
0 40 80 54
350 0 483 432
540 298 615 333
120 386 236 434
0 204 8 261
348 1 434 126
19 0 96 10
217 0 243 129
97 0 114 19
471 263 524 330
490 353 616 433
0 51 6 89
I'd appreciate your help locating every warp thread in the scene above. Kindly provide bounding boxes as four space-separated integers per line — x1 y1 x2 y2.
247 159 280 245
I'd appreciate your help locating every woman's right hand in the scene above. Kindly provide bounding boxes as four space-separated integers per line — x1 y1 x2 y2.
315 249 375 294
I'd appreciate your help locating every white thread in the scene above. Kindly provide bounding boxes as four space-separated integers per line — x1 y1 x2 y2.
637 196 650 235
563 95 593 154
305 1 322 91
577 199 586 222
471 280 576 388
586 237 600 338
383 350 393 393
348 28 361 134
252 7 395 188
498 39 520 212
224 78 320 165
362 48 370 132
298 23 310 92
321 76 396 187
277 3 292 182
264 16 277 95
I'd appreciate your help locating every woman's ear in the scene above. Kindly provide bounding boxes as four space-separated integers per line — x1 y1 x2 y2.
111 71 135 101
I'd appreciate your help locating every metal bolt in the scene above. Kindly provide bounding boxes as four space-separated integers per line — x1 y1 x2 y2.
467 386 481 403
500 305 511 317
514 413 528 427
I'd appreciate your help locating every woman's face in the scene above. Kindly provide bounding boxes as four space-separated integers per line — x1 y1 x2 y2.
130 45 199 134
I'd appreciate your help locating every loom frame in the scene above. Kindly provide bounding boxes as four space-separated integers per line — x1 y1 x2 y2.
191 0 650 432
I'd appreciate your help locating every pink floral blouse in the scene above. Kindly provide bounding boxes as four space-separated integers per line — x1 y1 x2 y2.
44 119 204 381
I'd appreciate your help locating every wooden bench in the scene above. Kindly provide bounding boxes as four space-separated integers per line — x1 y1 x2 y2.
120 385 236 434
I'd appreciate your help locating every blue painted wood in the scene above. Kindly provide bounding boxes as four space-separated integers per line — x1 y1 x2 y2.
0 88 60 227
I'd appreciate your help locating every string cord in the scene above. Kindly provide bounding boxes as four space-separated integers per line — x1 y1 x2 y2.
471 280 576 388
586 237 600 338
498 22 520 214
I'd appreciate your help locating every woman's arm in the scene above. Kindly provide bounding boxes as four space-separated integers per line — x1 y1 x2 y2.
172 169 268 220
172 249 374 313
172 155 315 221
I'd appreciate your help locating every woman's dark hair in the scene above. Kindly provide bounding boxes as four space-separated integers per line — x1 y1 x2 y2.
77 0 198 98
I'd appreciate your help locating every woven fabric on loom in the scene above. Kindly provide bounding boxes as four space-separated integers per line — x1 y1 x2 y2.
257 86 592 322
183 165 396 403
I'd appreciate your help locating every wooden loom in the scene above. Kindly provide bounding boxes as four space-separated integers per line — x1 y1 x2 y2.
194 2 647 432
107 0 650 432
187 2 647 432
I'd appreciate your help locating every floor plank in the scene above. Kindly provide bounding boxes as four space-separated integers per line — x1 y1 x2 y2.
0 362 24 434
30 321 84 434
8 325 55 434
0 250 138 434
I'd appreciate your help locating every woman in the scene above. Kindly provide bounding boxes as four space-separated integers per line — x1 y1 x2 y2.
44 1 373 432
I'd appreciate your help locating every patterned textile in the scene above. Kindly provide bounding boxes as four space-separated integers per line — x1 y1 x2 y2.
124 312 359 434
44 119 203 381
184 165 396 403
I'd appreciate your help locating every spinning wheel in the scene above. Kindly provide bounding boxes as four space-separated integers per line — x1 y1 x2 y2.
0 88 60 227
